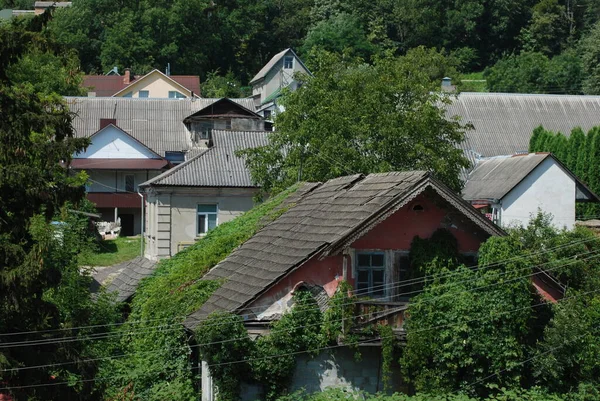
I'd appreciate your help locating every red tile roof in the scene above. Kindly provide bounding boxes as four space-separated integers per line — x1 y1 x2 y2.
82 74 201 97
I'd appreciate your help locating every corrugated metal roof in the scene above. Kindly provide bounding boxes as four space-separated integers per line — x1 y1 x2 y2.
446 93 600 158
462 153 549 200
67 97 258 157
249 48 291 84
140 130 268 188
184 171 503 329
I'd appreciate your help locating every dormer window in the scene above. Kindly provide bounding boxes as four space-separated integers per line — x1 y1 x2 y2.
284 56 293 69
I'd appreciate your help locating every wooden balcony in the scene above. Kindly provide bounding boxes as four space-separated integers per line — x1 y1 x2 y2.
354 300 409 341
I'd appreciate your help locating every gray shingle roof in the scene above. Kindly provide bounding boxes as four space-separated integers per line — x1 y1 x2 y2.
249 49 291 84
446 93 600 159
184 171 504 330
140 130 268 188
462 153 549 201
106 257 157 302
67 97 257 157
462 153 600 202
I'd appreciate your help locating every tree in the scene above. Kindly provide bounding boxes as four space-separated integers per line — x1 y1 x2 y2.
241 50 470 196
580 21 600 95
567 127 586 173
0 13 117 400
520 0 569 57
201 69 248 98
301 12 376 59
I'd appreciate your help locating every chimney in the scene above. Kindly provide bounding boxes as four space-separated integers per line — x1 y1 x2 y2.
123 68 131 85
441 77 456 92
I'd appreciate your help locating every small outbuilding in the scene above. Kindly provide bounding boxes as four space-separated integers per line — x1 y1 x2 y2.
462 153 600 229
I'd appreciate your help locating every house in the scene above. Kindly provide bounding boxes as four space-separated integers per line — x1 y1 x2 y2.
140 130 268 259
70 123 171 236
445 93 600 164
462 153 600 230
34 1 71 14
184 171 505 398
83 68 201 98
250 48 311 119
67 97 265 236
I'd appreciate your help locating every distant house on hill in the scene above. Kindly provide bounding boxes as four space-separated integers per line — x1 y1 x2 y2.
67 97 266 236
446 93 600 164
462 153 600 230
82 68 201 98
34 1 71 14
140 130 267 259
250 48 311 120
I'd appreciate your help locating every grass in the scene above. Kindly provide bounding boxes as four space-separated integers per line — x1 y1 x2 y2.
78 235 142 266
460 71 488 92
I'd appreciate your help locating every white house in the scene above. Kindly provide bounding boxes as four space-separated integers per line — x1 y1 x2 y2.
249 48 311 121
462 153 599 229
70 123 170 235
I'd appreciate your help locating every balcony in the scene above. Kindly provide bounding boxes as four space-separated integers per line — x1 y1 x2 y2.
87 192 142 208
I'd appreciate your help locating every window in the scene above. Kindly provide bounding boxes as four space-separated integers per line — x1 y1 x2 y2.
191 121 213 141
125 175 135 192
225 119 232 130
356 252 385 297
122 91 133 98
283 56 294 69
263 110 272 119
169 91 186 99
165 151 185 164
197 204 217 235
138 90 149 98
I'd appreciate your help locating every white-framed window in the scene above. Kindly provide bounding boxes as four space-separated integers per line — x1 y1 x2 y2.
125 174 135 192
169 90 186 99
197 204 218 235
138 90 149 98
356 252 385 297
283 56 294 69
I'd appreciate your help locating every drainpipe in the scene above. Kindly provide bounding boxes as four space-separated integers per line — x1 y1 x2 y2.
138 190 144 257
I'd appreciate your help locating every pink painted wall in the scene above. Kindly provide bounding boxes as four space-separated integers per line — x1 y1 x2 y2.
250 192 492 311
351 193 488 252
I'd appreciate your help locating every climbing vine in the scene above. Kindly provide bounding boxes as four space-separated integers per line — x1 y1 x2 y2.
378 324 394 392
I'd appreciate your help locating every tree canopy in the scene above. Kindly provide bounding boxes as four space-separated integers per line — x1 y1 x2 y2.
241 49 469 196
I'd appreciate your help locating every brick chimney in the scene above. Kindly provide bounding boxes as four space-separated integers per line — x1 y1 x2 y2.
123 68 131 85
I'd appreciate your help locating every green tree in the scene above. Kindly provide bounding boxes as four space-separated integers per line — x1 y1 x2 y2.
301 12 376 59
0 13 108 400
201 69 248 98
567 127 586 172
580 21 600 95
520 0 570 56
242 50 470 196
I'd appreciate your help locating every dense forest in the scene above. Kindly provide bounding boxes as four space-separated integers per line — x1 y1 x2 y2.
2 0 600 94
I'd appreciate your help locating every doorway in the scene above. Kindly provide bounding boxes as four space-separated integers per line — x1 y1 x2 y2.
119 214 134 236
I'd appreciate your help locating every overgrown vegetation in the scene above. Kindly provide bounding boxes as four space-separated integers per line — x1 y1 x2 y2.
97 185 299 400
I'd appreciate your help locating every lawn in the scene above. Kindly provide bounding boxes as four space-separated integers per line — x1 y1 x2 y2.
460 71 487 92
79 236 142 267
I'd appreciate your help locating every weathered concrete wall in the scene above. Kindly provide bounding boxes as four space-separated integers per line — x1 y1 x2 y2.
501 157 575 229
144 187 258 259
238 347 405 401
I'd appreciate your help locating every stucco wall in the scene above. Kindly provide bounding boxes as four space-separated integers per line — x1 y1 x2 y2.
501 157 576 229
116 72 191 98
144 187 258 259
235 347 404 401
76 126 158 159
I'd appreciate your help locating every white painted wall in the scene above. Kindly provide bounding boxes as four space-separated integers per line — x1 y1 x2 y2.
115 71 191 98
501 157 576 229
76 126 158 159
253 51 309 104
